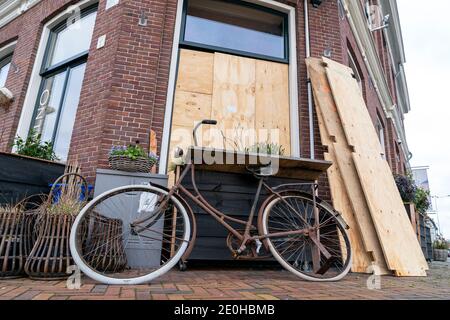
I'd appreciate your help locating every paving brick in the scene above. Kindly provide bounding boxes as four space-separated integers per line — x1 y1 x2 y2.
0 263 448 300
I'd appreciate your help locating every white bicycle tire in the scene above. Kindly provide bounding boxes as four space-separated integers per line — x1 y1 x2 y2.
69 185 191 285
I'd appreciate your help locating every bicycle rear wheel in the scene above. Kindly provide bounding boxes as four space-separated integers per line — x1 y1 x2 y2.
69 185 190 285
260 192 352 282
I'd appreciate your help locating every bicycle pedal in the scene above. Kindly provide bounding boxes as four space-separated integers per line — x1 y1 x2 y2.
255 239 263 255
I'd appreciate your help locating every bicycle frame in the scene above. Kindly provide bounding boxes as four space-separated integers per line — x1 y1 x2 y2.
161 162 325 258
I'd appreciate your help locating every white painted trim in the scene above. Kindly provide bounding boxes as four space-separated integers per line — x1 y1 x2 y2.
158 0 185 175
159 0 299 174
342 0 410 160
0 0 42 29
0 41 17 59
15 0 99 141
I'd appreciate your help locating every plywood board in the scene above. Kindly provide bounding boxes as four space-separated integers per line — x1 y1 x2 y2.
255 60 291 155
211 53 256 151
176 49 214 94
323 57 428 276
172 91 212 128
306 58 387 273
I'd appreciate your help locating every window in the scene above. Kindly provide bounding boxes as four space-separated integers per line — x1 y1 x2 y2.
348 50 363 93
0 54 12 88
30 5 97 161
376 115 387 160
181 0 289 62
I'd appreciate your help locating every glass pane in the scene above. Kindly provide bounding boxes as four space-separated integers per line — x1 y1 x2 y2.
32 72 67 143
53 64 86 161
0 62 11 87
49 11 97 66
184 0 286 59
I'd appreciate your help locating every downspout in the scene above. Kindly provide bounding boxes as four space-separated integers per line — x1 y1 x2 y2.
304 0 315 159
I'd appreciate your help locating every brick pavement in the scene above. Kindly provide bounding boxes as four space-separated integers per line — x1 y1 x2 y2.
0 262 448 300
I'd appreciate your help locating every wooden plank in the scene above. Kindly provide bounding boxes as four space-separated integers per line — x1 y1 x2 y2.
306 58 385 273
187 147 330 181
172 91 212 128
255 60 291 155
176 49 214 94
211 53 256 151
323 57 428 276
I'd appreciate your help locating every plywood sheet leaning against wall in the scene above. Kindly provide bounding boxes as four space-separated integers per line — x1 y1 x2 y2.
306 58 388 274
323 57 428 277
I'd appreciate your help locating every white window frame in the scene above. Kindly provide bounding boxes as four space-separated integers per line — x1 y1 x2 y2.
159 0 299 174
15 0 98 142
0 41 16 87
348 49 363 93
376 115 387 160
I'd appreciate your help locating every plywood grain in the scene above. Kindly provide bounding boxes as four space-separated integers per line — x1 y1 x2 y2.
211 53 256 151
306 58 386 273
172 91 212 128
323 57 428 276
176 49 214 94
255 60 291 155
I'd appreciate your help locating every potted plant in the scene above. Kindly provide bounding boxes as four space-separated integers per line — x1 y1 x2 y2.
414 187 431 215
24 166 88 280
394 174 417 204
433 238 449 262
245 142 286 156
12 130 59 161
109 142 159 173
1 132 64 207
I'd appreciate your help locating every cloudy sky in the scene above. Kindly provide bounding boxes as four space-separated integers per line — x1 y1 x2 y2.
397 0 450 239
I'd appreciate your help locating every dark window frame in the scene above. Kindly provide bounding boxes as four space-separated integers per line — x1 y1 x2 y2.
29 4 98 150
0 54 12 70
180 0 290 64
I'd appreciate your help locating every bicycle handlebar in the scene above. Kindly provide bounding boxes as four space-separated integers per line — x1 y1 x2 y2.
193 119 217 147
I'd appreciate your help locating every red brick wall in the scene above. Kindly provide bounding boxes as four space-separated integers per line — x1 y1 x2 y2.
0 0 80 151
70 0 179 182
0 0 407 185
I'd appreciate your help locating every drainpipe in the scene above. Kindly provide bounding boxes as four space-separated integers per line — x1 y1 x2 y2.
305 0 315 159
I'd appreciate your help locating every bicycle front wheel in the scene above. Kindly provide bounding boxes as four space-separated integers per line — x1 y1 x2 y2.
69 185 190 285
261 192 352 282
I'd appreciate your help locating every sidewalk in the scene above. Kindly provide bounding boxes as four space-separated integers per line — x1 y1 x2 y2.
0 262 448 300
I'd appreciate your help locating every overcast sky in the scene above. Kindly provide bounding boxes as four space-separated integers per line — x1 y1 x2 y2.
397 0 450 239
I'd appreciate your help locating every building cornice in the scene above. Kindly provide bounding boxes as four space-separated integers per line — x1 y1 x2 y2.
342 0 411 162
0 0 41 29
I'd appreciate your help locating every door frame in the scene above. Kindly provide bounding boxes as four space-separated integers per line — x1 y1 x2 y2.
159 0 299 174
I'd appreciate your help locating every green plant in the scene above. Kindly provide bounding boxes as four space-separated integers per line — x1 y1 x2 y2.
414 187 431 214
109 144 159 163
12 130 58 161
433 239 448 250
245 142 285 156
394 174 417 203
46 163 86 216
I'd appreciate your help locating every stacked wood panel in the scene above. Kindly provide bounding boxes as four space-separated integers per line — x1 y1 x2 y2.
306 57 428 277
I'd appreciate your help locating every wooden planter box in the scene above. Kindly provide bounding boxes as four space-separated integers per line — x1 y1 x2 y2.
0 152 65 206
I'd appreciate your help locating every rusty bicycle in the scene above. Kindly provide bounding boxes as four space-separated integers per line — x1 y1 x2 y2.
70 120 352 285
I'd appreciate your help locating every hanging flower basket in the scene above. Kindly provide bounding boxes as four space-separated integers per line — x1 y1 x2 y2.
108 144 158 173
108 155 156 173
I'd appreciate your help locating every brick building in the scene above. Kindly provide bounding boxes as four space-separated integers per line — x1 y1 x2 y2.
0 0 411 183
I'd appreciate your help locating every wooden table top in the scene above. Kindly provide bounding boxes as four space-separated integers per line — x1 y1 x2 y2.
186 147 332 181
